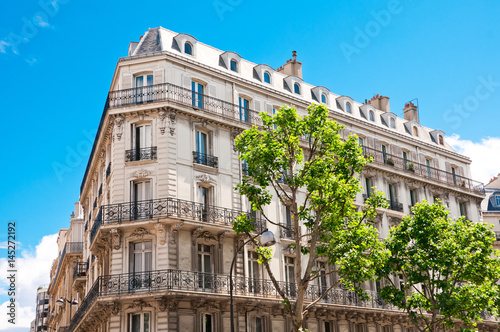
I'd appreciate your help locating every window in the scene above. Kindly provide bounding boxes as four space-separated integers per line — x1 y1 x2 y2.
184 42 193 55
496 195 500 206
263 72 271 84
195 130 212 166
248 251 261 293
358 137 364 148
413 126 418 136
398 274 405 291
390 117 396 128
134 74 154 103
130 241 152 274
433 195 440 203
201 313 213 332
285 256 296 296
381 144 388 163
131 180 151 220
324 322 332 332
255 317 264 332
128 312 150 332
317 262 327 297
388 183 395 204
230 59 238 72
346 102 351 113
131 123 152 154
439 135 444 145
409 189 416 207
239 97 250 123
451 167 457 185
402 151 408 169
459 202 467 218
321 93 327 104
426 159 432 178
365 177 371 198
191 81 204 108
369 111 374 121
198 244 213 289
198 185 213 221
294 83 300 94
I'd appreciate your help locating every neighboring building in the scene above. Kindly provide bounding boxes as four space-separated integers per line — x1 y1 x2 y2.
33 287 49 332
482 174 500 245
48 27 493 332
46 204 84 331
30 318 35 332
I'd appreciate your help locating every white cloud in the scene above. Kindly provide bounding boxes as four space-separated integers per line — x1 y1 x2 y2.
447 134 500 184
0 234 58 331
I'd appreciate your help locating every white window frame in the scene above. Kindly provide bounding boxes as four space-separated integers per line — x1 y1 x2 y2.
127 312 151 332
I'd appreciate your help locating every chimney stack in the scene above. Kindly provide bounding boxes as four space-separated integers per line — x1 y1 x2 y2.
367 94 390 113
277 51 303 79
403 102 419 123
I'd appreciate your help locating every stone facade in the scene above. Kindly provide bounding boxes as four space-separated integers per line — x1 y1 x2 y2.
46 27 495 332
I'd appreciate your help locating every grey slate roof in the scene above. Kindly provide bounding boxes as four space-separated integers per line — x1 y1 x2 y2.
134 28 162 55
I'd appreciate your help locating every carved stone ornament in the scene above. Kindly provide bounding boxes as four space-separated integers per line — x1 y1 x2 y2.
192 227 217 246
168 110 177 136
157 296 179 312
218 231 229 248
282 244 296 255
127 300 152 310
131 227 151 238
110 229 121 250
158 110 167 135
170 222 184 245
111 301 121 315
132 169 152 179
231 129 242 152
155 223 167 245
114 116 125 141
195 174 216 185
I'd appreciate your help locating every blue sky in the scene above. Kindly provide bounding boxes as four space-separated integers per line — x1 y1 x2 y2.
1 0 500 329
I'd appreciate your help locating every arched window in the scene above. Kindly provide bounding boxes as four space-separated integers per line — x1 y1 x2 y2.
184 42 193 55
294 83 300 94
230 59 238 72
369 111 374 121
439 135 444 145
264 72 271 84
321 94 327 104
390 118 395 128
413 126 418 136
346 102 351 113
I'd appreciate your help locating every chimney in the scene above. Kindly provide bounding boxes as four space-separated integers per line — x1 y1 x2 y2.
277 51 303 79
367 94 390 113
403 102 419 123
74 202 80 218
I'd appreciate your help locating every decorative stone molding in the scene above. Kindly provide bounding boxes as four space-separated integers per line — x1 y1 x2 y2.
218 230 229 248
131 227 150 238
127 300 152 310
195 174 216 185
155 223 167 245
158 110 167 135
192 227 217 246
132 169 152 178
110 301 121 315
170 222 184 245
157 296 179 312
114 116 124 141
110 229 121 250
231 129 242 152
168 110 177 136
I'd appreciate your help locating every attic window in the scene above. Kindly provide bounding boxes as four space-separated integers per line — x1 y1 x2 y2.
294 83 300 94
369 111 374 121
321 93 327 104
184 42 193 55
390 118 396 128
413 126 418 136
264 72 271 84
439 135 444 145
230 59 238 72
346 102 351 113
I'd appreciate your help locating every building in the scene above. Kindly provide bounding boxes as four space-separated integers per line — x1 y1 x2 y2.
33 287 49 332
482 174 500 245
47 27 493 332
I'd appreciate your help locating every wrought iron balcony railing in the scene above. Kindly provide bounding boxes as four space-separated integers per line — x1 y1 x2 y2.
68 268 394 332
388 200 403 212
361 146 484 194
125 147 157 162
362 193 372 202
90 197 265 244
107 82 262 126
73 261 89 281
51 242 83 289
193 151 218 168
280 224 299 239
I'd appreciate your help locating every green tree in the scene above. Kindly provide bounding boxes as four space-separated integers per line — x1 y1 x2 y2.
378 201 500 332
234 104 387 332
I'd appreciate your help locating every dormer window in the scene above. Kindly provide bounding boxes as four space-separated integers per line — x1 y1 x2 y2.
294 83 301 94
346 102 351 113
439 135 444 145
321 93 327 104
264 72 271 84
390 118 396 128
230 59 238 72
184 42 193 55
369 111 374 121
413 126 418 136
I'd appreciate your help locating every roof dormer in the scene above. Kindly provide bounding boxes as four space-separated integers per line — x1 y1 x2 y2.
359 104 377 121
429 130 445 146
404 121 420 137
220 51 242 73
336 96 355 114
253 64 274 84
380 112 398 129
283 76 304 95
311 86 330 105
172 33 198 56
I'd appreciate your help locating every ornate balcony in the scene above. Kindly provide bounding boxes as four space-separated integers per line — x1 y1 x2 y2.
388 200 403 212
90 197 265 244
107 83 261 126
68 268 395 332
51 242 83 290
73 261 89 280
280 224 299 239
125 147 157 162
192 151 218 168
362 146 484 194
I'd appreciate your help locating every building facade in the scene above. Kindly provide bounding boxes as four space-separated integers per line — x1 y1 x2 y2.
47 27 494 332
33 287 49 332
482 174 500 247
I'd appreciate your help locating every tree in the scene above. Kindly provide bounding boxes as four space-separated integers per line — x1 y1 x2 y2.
233 104 387 331
378 200 500 332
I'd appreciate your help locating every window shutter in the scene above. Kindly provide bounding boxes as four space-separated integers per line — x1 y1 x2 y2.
433 158 440 169
208 84 216 97
153 69 164 85
445 162 452 173
254 100 261 112
182 74 191 89
266 103 273 115
122 74 132 90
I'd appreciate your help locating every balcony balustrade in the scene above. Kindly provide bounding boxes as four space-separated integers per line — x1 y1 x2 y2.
68 268 394 332
51 242 83 289
193 151 218 168
280 224 299 239
125 147 157 162
73 261 89 280
388 200 403 212
90 197 265 244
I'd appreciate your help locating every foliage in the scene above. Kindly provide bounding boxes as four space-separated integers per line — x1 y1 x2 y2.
234 104 387 331
378 200 500 332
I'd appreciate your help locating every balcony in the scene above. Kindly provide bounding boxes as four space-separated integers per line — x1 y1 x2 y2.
388 200 403 212
73 261 89 280
51 242 83 289
69 269 395 332
125 147 157 162
494 231 500 242
361 146 484 194
193 151 218 168
280 224 299 239
90 197 265 244
107 83 261 127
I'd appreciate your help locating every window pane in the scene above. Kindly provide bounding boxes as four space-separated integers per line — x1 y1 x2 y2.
131 314 140 332
144 313 150 332
230 60 237 71
145 241 152 250
256 317 262 332
145 252 152 271
136 76 143 88
264 72 270 83
147 75 153 86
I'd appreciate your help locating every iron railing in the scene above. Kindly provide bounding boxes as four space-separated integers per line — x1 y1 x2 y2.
68 268 394 332
362 146 484 193
106 162 111 179
280 224 299 239
73 261 89 280
125 147 157 162
107 82 262 126
193 151 218 168
388 200 403 212
90 197 265 244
